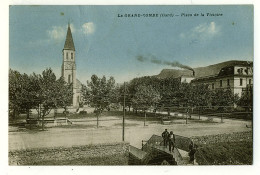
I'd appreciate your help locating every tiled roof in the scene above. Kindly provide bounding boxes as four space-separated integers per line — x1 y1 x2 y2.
63 24 75 51
156 60 253 79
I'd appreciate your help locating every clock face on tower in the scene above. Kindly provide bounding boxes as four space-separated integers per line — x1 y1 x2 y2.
65 62 74 69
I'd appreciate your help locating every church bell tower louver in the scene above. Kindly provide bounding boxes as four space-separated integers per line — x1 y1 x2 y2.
61 23 79 107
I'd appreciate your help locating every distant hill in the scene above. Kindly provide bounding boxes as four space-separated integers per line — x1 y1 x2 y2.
155 60 253 79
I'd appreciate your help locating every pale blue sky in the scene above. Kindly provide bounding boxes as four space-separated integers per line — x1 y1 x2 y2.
9 5 253 83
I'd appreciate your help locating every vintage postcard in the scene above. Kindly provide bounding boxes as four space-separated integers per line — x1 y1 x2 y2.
8 5 253 166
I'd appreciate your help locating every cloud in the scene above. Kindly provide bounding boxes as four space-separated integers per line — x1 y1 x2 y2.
47 24 76 41
192 22 218 35
69 24 76 33
47 26 66 41
180 22 220 42
46 22 94 42
82 22 95 35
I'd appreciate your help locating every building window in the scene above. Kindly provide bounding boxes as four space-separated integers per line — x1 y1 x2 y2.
249 79 251 85
237 68 243 75
212 83 214 89
220 80 222 87
227 79 230 86
66 52 68 60
68 75 71 84
71 53 73 59
240 78 243 86
245 68 249 75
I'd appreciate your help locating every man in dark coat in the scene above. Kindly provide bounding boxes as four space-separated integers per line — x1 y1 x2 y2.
168 131 175 152
188 141 196 164
162 129 169 147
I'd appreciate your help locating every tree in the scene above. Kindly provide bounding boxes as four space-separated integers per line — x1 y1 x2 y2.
55 77 73 113
20 73 40 119
211 88 238 112
190 84 212 106
157 78 181 115
132 84 161 125
9 69 24 119
237 85 253 111
86 75 117 112
81 84 89 105
85 75 117 127
33 68 73 130
9 69 39 119
118 82 133 111
9 68 75 129
32 69 57 129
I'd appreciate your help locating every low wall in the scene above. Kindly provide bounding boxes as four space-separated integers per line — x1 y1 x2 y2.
191 131 252 145
175 135 192 152
142 134 192 152
9 142 129 165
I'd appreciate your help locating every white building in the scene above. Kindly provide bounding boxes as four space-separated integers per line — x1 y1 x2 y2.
191 62 253 97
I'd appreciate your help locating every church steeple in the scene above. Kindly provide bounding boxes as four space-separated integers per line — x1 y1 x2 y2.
61 22 79 107
63 23 75 51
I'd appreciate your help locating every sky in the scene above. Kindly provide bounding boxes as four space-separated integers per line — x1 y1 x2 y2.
9 5 253 84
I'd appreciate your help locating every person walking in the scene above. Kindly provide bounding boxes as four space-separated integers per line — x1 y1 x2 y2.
169 131 175 152
188 141 196 164
162 129 169 147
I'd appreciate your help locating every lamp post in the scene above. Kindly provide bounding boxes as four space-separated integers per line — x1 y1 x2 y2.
123 82 126 141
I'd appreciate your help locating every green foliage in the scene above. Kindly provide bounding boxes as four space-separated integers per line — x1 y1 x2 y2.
118 82 132 110
9 69 40 118
189 84 212 107
237 85 253 111
131 84 161 111
9 68 73 123
31 68 73 123
9 69 26 118
121 76 239 112
211 88 237 111
84 75 117 113
196 141 253 165
56 77 73 111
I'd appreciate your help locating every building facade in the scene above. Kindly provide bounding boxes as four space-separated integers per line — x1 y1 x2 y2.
61 24 82 107
178 75 195 83
191 62 253 97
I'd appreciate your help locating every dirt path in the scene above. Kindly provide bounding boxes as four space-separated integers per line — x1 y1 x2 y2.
9 116 251 151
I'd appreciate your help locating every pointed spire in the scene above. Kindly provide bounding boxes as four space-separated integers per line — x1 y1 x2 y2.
63 23 75 51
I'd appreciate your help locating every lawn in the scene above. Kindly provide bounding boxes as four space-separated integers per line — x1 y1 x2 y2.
195 141 253 165
16 153 129 165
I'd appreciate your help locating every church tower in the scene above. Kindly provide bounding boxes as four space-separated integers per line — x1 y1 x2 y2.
61 23 79 107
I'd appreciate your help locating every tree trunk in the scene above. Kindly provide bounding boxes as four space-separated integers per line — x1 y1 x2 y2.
12 109 16 120
42 113 44 130
26 108 30 119
40 105 44 131
198 107 200 120
144 110 146 126
97 111 100 128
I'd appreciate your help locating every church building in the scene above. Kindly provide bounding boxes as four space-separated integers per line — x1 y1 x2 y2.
61 23 82 107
